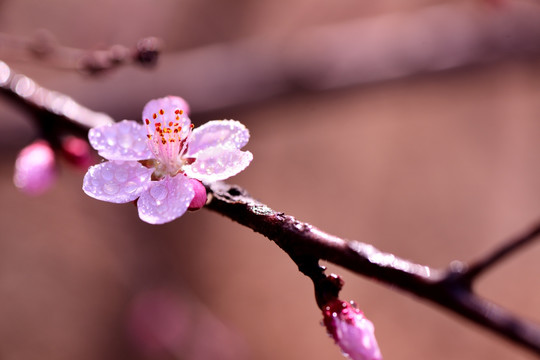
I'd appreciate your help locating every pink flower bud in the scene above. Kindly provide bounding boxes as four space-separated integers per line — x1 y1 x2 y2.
323 299 383 360
188 178 207 210
61 136 93 169
13 140 57 195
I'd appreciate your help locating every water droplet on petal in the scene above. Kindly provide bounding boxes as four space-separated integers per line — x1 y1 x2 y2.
124 181 139 193
118 133 133 148
104 182 119 195
132 139 147 153
115 167 128 182
101 166 114 181
105 130 117 146
156 203 168 214
150 183 168 201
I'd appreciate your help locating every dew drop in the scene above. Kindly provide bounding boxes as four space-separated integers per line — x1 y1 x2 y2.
124 181 139 193
103 182 119 195
101 166 114 181
132 139 147 153
105 130 117 146
150 183 168 201
117 122 131 133
156 203 168 214
118 133 133 149
115 167 128 182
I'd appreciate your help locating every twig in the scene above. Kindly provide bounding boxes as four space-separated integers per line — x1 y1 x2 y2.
461 221 540 284
0 60 113 140
2 60 540 356
205 181 540 355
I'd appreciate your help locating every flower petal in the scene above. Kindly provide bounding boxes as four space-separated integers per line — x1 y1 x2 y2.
83 161 153 203
187 120 250 157
142 96 191 135
137 175 195 224
184 146 253 182
89 120 153 161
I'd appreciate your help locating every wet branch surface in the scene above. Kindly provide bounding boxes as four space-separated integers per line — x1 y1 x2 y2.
205 182 540 355
2 60 540 356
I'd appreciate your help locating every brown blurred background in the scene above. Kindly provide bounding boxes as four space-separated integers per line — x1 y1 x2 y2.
1 0 540 359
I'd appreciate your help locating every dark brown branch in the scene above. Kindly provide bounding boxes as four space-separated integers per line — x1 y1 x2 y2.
461 221 540 284
2 59 540 356
0 60 113 139
205 182 540 355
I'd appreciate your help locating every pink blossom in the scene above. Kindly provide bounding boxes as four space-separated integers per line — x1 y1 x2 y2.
323 300 383 360
14 140 57 195
83 96 252 224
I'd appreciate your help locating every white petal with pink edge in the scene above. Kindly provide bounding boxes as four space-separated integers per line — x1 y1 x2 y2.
184 146 253 182
83 161 153 203
89 120 153 161
137 175 195 224
187 120 250 157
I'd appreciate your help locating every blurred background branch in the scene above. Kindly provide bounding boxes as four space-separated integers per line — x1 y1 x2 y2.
1 1 539 113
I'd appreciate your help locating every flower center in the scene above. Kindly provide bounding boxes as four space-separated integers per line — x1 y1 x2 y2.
144 108 193 178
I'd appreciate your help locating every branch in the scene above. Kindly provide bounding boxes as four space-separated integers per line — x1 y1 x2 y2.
0 60 113 141
461 222 540 284
205 181 540 355
3 60 540 356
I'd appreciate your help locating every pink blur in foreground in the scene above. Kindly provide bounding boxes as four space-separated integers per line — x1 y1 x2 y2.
13 140 57 195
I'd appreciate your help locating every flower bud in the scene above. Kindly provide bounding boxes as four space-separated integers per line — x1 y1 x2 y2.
188 178 207 210
61 136 94 169
322 299 383 360
14 140 57 195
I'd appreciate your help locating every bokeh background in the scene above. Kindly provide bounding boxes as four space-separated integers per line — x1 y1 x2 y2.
1 0 540 359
